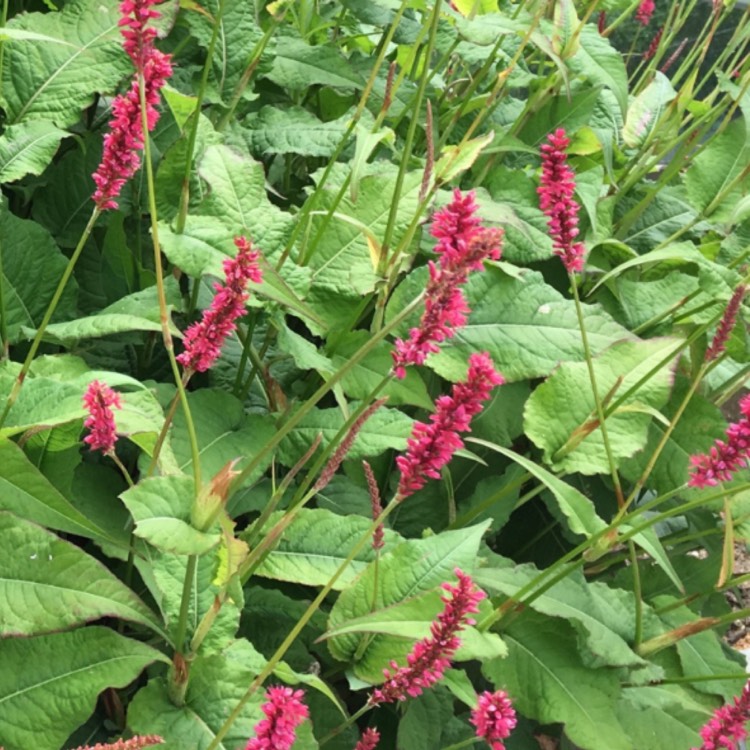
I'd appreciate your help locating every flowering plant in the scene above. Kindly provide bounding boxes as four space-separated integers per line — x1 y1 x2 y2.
1 0 750 749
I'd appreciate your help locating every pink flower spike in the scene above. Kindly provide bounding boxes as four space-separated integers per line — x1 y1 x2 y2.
92 0 172 211
693 679 750 750
688 394 750 488
391 191 502 379
354 728 381 750
369 568 485 705
83 381 122 455
705 285 746 362
245 686 308 750
396 352 503 501
636 0 655 25
471 691 517 750
538 129 586 273
177 236 263 373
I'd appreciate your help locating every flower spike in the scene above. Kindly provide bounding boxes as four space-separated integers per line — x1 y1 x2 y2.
693 679 750 750
471 691 517 750
83 381 122 455
245 686 308 750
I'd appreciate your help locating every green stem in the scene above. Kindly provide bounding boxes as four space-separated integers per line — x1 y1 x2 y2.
205 499 402 750
0 208 100 428
570 276 624 507
0 234 7 360
628 541 643 646
0 0 9 84
175 0 229 234
174 555 198 652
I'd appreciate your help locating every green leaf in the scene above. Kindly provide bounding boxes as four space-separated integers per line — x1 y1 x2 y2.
252 508 401 590
467 442 606 537
26 312 168 345
121 476 221 555
622 72 677 148
128 640 266 750
0 439 117 542
396 265 629 381
265 36 363 91
0 200 77 344
0 627 167 750
486 614 631 750
0 121 68 182
0 513 164 638
1 0 130 126
170 389 276 488
247 106 351 157
524 338 681 474
686 118 750 219
476 564 646 669
327 523 490 682
397 689 455 750
277 404 413 467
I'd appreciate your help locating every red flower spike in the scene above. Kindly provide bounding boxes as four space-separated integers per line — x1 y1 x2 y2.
706 285 746 362
354 728 381 750
245 686 308 750
471 691 517 750
392 191 502 379
177 236 263 373
83 381 122 455
644 27 663 61
92 0 172 210
369 569 485 705
694 679 750 750
689 394 750 488
636 0 655 25
396 352 503 501
69 736 164 750
538 129 586 273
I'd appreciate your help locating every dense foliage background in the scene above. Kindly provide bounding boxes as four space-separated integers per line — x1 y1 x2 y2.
2 0 750 748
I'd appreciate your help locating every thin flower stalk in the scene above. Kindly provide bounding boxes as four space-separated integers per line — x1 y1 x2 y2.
369 568 485 704
693 679 750 749
706 285 746 362
177 236 263 374
689 394 750 488
354 728 380 750
471 691 517 750
245 686 308 750
396 352 504 501
538 129 586 273
92 0 172 210
391 190 502 378
83 381 122 455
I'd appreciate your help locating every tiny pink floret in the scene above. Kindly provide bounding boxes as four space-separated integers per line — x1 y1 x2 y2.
245 686 308 750
83 381 122 455
694 679 750 750
538 129 586 273
177 236 263 373
392 190 502 378
396 352 503 500
369 568 485 705
92 0 173 210
471 690 517 750
689 394 750 488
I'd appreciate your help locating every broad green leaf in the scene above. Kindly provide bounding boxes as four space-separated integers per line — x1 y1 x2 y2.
686 118 750 219
327 522 490 681
467 442 606 537
305 170 422 331
0 121 68 182
453 0 500 13
1 0 130 126
252 508 401 590
524 338 681 474
0 627 167 750
0 201 77 344
247 106 351 157
277 404 413 467
342 0 421 43
0 513 164 638
397 690 455 750
396 265 630 381
486 614 631 750
196 144 293 258
121 476 221 555
0 439 117 542
519 88 603 147
434 131 494 184
476 564 646 669
26 312 168 345
128 640 266 750
265 36 363 91
170 389 276 489
623 72 677 148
